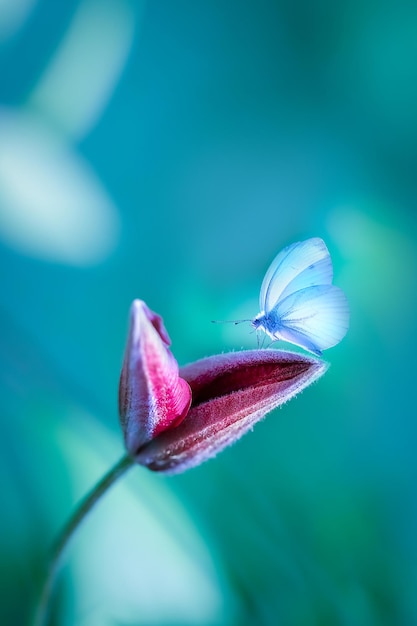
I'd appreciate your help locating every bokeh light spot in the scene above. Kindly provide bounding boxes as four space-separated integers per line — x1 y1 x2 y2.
0 110 120 265
28 0 138 139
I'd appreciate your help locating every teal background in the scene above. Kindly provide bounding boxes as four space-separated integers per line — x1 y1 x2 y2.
1 1 417 624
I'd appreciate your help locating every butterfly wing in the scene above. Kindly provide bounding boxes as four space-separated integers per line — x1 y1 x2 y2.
260 238 333 313
271 284 350 355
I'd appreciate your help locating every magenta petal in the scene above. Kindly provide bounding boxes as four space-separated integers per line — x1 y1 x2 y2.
135 350 328 474
119 300 192 454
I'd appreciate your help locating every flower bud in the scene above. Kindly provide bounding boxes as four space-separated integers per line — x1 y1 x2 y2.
119 300 192 455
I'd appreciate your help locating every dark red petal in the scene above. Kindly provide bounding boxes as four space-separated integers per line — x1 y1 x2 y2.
136 350 327 473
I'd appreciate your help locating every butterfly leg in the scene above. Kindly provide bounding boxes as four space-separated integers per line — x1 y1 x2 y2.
266 338 279 349
256 330 266 349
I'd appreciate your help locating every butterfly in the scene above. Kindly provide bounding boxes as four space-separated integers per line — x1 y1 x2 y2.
252 237 349 356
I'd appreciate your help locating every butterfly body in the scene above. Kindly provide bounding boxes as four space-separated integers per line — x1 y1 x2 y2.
252 310 281 338
252 309 323 356
253 238 349 355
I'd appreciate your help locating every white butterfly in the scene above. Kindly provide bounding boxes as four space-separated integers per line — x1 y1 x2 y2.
252 237 349 356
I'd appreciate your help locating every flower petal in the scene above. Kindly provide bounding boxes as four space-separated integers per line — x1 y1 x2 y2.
135 350 327 474
119 300 192 454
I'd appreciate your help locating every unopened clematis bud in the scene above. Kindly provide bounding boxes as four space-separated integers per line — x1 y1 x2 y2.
119 300 192 454
119 300 328 474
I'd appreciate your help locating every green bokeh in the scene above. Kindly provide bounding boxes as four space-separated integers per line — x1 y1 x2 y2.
1 1 417 624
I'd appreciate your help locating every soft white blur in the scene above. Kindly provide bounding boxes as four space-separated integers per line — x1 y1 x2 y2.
28 0 137 140
0 110 120 265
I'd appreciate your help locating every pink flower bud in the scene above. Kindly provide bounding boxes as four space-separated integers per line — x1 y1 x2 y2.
119 300 192 454
119 300 328 474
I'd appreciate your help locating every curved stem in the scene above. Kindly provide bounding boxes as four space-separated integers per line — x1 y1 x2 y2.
33 453 135 626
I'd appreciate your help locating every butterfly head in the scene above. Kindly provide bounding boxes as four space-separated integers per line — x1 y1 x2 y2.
252 312 266 330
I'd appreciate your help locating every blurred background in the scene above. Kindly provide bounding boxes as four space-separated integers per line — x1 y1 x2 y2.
1 0 417 624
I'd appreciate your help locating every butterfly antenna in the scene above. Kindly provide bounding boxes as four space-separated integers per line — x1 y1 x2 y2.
211 319 252 325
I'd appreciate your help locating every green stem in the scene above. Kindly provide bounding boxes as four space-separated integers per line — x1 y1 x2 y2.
33 453 135 626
